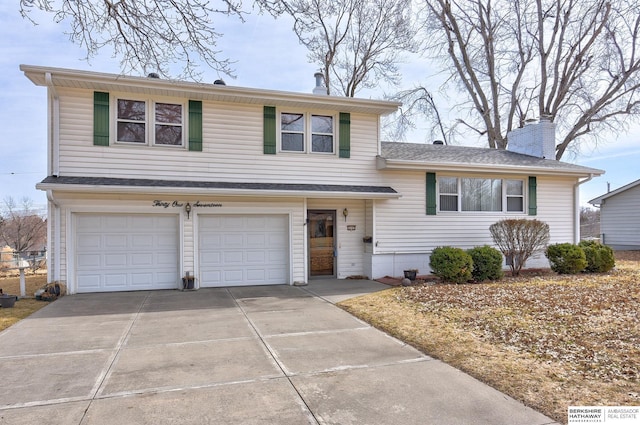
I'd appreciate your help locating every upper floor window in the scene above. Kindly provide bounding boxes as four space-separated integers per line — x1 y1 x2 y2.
438 177 525 213
280 112 334 154
116 98 184 147
117 99 146 143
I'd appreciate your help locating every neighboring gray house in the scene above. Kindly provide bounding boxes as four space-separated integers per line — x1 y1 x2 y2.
589 178 640 250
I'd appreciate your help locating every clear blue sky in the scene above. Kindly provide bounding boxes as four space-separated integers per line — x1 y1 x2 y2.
1 3 638 210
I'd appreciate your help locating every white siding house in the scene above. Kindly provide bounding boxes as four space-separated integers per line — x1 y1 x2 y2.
589 179 640 250
22 65 604 294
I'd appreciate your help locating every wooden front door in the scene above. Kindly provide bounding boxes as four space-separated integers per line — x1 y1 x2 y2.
308 210 335 277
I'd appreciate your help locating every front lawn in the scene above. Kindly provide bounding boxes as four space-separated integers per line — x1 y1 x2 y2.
338 253 640 424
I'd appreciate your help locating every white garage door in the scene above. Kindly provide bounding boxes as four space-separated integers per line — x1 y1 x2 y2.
75 214 179 293
199 215 289 287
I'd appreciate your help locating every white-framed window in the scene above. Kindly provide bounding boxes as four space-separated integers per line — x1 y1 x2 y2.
280 111 335 154
506 179 524 212
115 98 184 147
438 177 458 212
438 177 525 213
154 102 183 146
116 99 146 144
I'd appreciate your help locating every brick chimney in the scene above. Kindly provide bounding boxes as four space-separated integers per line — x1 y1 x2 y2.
506 116 556 159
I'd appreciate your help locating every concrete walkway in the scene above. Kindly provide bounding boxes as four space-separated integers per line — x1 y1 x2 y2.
0 280 558 425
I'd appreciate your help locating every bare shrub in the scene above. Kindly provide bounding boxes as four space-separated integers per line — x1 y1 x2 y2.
489 219 550 276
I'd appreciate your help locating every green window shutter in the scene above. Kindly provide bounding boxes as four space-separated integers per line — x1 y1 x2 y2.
93 92 110 146
426 172 437 215
339 112 351 158
263 106 276 154
188 100 203 151
528 176 537 216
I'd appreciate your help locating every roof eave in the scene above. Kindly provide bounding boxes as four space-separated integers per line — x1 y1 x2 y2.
377 157 604 177
588 178 640 205
35 182 401 200
20 64 401 116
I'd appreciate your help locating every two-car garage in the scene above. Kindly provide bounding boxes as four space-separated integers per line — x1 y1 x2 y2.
74 213 290 293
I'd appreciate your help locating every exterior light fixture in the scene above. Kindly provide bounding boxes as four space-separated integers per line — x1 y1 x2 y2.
343 208 349 221
185 202 192 219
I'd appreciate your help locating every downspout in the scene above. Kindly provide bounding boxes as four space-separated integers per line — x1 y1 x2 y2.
574 174 595 243
46 190 61 284
45 72 60 177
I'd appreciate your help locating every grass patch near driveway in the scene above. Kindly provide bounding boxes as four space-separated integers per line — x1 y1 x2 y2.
338 254 640 424
0 274 49 332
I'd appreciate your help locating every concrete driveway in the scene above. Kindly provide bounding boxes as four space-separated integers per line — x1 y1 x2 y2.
0 280 558 425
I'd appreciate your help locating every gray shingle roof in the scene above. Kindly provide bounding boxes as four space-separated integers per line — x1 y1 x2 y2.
380 142 603 175
39 176 398 194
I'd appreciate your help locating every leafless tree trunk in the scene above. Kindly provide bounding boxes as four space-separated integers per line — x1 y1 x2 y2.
0 197 47 253
420 0 640 159
20 0 245 79
259 0 419 96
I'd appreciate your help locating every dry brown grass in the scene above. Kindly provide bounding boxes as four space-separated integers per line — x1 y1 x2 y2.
338 252 640 425
0 274 50 332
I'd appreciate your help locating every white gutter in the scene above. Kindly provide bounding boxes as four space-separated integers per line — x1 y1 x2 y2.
574 173 596 243
45 72 60 177
46 190 61 283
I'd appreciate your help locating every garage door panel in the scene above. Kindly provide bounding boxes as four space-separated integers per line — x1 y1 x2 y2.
201 270 222 282
223 216 245 229
78 254 101 267
246 269 266 281
223 251 244 263
224 269 244 281
269 250 288 263
201 252 221 264
223 234 244 247
105 234 128 248
105 216 128 228
247 234 267 247
131 273 153 286
131 234 153 248
76 214 179 293
77 274 101 290
78 234 101 249
268 268 287 280
105 253 128 267
104 274 128 287
131 253 154 266
246 251 266 263
200 214 288 287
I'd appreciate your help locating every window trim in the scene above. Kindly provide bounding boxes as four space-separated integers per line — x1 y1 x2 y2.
278 110 336 155
436 175 527 214
112 95 187 148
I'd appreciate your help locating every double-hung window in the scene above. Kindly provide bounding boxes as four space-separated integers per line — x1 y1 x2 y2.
280 112 334 154
281 113 305 151
117 99 146 144
116 98 184 147
506 179 524 212
437 177 525 213
311 115 334 153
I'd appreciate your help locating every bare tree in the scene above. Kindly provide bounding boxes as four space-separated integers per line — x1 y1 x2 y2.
580 206 601 240
0 197 47 253
19 0 245 79
386 87 451 144
259 0 419 96
419 0 640 159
